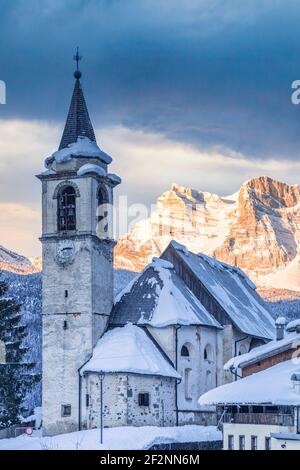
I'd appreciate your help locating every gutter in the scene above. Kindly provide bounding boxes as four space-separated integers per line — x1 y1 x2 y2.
233 335 248 381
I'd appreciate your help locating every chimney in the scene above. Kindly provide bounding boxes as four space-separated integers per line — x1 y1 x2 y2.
275 317 286 341
291 372 300 395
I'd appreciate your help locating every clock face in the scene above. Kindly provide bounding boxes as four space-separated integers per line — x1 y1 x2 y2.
56 240 75 265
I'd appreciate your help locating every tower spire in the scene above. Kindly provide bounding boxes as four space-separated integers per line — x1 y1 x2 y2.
58 49 96 151
73 46 82 79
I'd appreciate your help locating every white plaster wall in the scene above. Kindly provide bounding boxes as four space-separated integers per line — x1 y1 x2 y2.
271 437 300 450
146 326 176 363
177 326 219 411
42 313 92 436
223 423 296 450
42 174 114 436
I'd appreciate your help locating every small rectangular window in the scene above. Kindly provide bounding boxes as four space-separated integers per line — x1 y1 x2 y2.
63 320 68 330
240 405 249 413
61 404 71 417
138 393 150 406
239 435 245 450
265 437 271 451
65 290 68 298
252 405 264 413
266 406 279 413
86 394 90 407
251 435 258 450
228 435 234 450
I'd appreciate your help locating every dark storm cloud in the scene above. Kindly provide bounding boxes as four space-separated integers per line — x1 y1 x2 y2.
1 0 300 159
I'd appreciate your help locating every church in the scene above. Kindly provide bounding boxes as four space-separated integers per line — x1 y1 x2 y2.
37 59 276 436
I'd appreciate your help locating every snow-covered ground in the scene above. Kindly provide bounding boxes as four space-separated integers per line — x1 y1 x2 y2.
0 425 221 450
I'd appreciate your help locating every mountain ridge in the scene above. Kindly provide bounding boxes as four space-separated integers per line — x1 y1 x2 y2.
2 176 300 293
115 176 300 292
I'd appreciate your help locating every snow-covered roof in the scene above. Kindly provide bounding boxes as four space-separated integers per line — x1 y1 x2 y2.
199 360 300 406
80 323 181 379
45 136 112 168
224 332 300 372
110 258 222 329
168 241 275 340
271 433 300 441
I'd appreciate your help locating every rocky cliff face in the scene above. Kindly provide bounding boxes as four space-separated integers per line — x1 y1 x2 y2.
115 177 300 291
214 177 300 278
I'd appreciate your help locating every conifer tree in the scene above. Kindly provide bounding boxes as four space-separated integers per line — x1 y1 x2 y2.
0 277 37 428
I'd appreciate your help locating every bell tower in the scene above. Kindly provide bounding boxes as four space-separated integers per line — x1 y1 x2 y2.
37 51 121 436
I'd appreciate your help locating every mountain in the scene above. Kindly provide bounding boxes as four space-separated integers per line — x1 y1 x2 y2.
2 175 300 292
0 245 41 274
115 176 300 292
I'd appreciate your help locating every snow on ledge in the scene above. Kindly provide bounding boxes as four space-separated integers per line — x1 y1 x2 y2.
107 173 122 185
45 136 112 166
77 163 106 178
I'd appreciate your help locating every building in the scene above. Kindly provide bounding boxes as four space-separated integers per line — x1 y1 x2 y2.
199 319 300 450
38 59 276 436
80 322 180 428
37 60 121 436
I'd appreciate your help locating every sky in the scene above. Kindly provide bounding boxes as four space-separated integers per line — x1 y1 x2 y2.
1 0 300 257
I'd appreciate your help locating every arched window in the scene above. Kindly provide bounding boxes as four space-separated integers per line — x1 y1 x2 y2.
57 186 76 232
97 185 109 237
204 344 214 363
181 345 189 357
184 368 192 400
205 370 213 392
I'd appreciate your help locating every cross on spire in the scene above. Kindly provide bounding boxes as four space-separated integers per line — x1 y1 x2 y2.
73 47 81 70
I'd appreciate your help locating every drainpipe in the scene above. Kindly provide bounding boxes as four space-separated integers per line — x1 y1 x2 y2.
78 373 82 431
78 353 93 431
175 325 182 426
233 336 248 381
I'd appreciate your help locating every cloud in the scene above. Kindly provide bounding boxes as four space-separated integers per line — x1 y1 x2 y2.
0 202 40 257
1 0 300 160
1 118 300 257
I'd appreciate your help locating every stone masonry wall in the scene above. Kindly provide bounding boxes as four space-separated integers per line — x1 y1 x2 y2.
84 373 176 428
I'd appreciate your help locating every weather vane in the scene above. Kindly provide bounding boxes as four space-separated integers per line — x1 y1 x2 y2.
73 47 82 79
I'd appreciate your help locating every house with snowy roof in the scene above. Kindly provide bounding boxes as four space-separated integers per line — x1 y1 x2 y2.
199 319 300 450
37 59 275 436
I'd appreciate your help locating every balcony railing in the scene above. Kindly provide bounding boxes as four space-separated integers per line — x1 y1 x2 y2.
223 413 294 427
